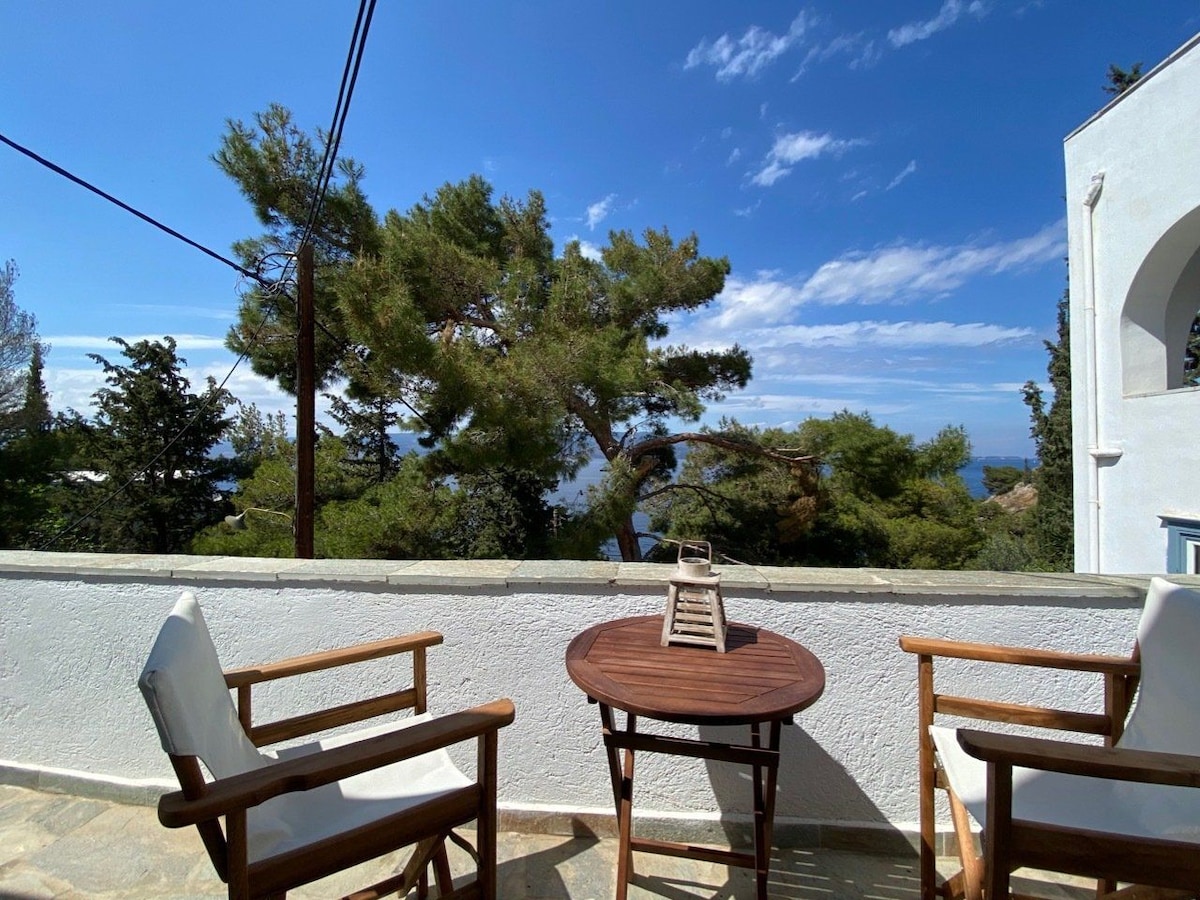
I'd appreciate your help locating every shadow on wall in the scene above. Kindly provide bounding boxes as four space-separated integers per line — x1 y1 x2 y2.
698 723 910 852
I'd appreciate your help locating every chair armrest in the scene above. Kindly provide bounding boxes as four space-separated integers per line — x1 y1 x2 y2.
899 635 1138 676
223 632 444 688
957 728 1200 788
158 698 515 828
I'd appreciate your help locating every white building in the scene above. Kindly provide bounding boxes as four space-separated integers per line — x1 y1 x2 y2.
1064 33 1200 574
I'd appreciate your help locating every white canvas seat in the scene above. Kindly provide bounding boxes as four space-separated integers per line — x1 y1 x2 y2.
901 577 1200 899
932 577 1200 849
245 715 472 861
139 592 513 899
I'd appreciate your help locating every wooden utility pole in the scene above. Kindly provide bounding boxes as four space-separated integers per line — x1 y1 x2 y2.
295 243 316 558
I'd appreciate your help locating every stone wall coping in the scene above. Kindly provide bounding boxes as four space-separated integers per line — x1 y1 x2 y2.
2 550 1193 597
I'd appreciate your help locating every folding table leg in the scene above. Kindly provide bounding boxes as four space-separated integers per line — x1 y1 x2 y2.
750 720 783 900
601 704 637 900
616 713 637 899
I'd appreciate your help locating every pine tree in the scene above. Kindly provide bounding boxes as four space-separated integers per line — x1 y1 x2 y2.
76 337 233 553
216 109 769 561
1021 289 1073 570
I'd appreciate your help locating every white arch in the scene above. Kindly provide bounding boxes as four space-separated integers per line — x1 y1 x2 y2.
1122 205 1200 395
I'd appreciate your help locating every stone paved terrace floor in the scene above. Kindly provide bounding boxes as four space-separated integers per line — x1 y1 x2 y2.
0 786 1097 899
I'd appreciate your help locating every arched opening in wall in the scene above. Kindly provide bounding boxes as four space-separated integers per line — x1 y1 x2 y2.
1121 205 1200 395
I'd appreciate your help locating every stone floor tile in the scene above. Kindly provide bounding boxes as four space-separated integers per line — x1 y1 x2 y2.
0 787 1100 899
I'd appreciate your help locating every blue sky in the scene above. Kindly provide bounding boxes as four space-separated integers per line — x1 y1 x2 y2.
3 2 1198 456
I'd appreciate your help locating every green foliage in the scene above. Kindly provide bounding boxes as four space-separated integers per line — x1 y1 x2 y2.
195 432 558 560
1021 289 1073 570
0 260 39 426
443 467 559 559
223 401 290 481
217 109 753 559
981 464 1026 496
72 337 233 553
1103 62 1143 96
316 456 460 559
324 388 403 484
0 346 80 549
648 413 983 569
213 104 380 392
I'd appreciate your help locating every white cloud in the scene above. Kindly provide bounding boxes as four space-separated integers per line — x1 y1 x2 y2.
699 222 1063 330
685 12 813 81
760 320 1034 349
750 131 865 187
705 391 912 424
44 358 332 432
792 221 1065 306
576 239 604 262
561 236 604 262
888 0 987 48
726 147 742 165
586 194 617 230
793 33 880 79
710 275 804 328
886 159 918 190
45 334 229 351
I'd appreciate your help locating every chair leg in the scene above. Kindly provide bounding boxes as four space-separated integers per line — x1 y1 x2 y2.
432 840 453 895
947 789 983 900
478 729 500 900
984 762 1013 900
395 836 442 900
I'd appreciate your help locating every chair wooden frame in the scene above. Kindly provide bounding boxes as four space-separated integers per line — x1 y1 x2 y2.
897 633 1163 900
155 629 515 900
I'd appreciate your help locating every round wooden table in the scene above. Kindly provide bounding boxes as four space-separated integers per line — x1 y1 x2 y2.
566 615 825 900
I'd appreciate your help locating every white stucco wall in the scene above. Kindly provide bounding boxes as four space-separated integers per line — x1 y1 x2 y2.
1064 33 1200 573
0 552 1172 846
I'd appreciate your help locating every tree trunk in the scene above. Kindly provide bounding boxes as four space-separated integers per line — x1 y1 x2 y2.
615 516 642 562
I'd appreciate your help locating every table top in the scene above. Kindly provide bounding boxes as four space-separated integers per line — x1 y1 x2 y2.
565 615 825 725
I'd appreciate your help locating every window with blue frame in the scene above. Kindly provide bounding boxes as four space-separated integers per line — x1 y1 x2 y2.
1163 517 1200 574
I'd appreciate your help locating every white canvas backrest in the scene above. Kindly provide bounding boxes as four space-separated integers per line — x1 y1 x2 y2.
1119 577 1200 755
139 592 267 779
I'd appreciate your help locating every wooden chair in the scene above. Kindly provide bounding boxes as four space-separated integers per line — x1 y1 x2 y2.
139 592 515 900
899 577 1200 899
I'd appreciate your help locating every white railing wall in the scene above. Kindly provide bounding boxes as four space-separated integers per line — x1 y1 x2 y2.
0 552 1174 848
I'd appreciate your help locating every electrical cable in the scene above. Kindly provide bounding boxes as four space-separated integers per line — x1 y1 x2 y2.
20 1 381 549
301 0 372 244
0 132 272 290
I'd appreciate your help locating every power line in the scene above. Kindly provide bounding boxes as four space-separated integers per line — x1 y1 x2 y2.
15 0 381 551
0 131 271 290
302 0 376 245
